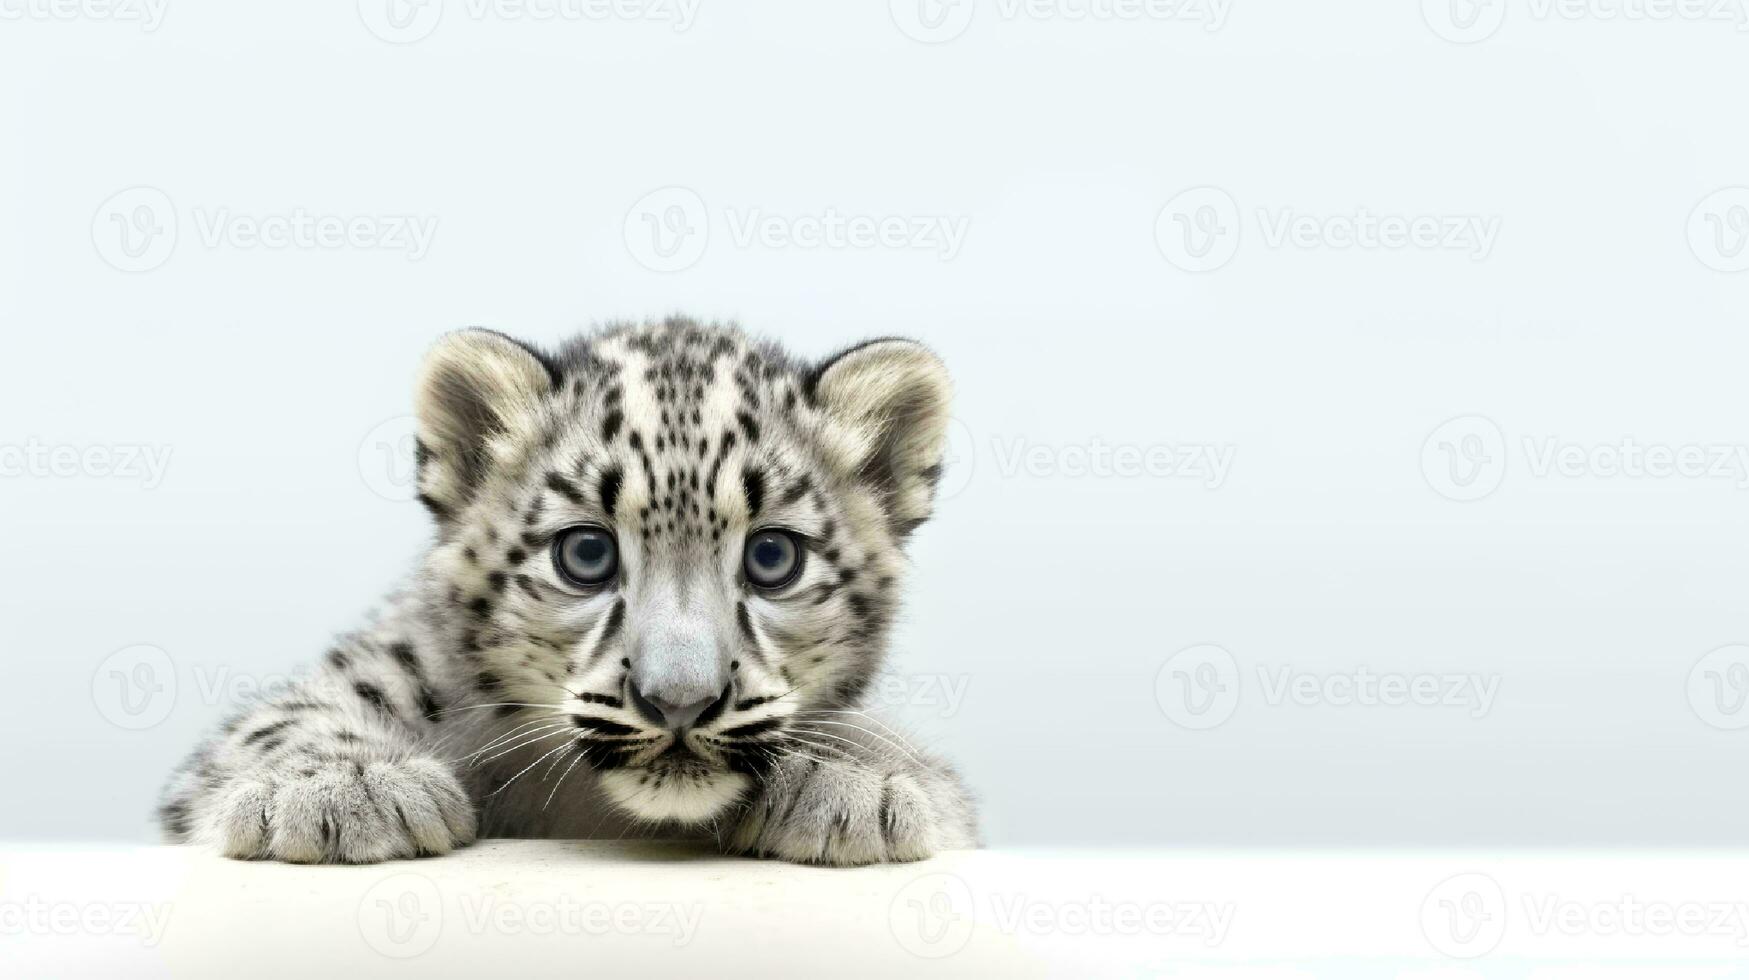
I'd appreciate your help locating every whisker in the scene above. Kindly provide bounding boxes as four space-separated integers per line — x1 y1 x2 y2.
467 715 569 756
469 726 573 767
788 716 920 764
432 702 567 716
779 732 854 761
544 747 590 810
784 727 888 761
485 739 579 799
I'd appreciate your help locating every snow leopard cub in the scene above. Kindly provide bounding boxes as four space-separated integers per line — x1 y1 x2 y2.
158 317 979 865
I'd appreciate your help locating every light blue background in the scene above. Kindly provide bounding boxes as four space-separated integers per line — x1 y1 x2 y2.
2 0 1746 846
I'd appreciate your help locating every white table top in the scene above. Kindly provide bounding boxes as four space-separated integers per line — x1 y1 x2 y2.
3 841 1747 979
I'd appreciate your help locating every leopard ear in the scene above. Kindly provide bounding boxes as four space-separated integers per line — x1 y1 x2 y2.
413 329 556 520
808 338 953 536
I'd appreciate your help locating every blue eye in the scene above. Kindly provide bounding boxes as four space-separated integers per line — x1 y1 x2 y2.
743 529 803 589
553 526 618 586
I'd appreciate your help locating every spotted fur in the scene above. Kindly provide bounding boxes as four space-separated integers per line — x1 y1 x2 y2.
158 317 979 865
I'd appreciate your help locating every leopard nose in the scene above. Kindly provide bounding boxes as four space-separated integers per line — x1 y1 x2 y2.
629 683 730 731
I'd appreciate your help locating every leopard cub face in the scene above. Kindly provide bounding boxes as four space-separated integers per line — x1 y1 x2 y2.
411 318 952 822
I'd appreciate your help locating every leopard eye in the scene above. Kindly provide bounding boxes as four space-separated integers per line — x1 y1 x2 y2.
743 528 803 590
553 525 618 587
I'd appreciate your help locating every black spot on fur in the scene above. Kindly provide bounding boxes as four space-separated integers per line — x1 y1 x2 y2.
417 493 451 520
599 599 626 647
741 467 765 517
598 466 623 518
243 719 294 747
545 472 586 505
573 716 638 736
353 682 394 716
736 601 757 643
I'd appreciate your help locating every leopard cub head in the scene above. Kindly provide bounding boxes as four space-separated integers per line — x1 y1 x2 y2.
411 318 952 822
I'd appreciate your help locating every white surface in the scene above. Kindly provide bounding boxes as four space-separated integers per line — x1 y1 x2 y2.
4 842 1749 978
